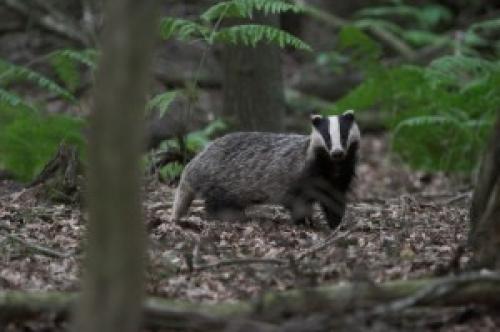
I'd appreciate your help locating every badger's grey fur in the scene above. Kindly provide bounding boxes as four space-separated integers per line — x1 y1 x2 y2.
171 111 360 229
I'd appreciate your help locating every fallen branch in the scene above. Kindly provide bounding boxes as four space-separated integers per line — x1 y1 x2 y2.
4 0 89 45
1 272 500 328
295 226 350 261
7 234 70 259
371 271 500 316
195 258 287 272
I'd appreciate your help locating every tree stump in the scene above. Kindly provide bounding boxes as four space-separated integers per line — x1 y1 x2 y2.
29 144 82 204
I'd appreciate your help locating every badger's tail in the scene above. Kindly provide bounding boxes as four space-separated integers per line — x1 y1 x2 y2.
171 175 195 221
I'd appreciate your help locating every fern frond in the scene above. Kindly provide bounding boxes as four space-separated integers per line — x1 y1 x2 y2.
49 49 99 92
426 55 498 88
50 49 98 69
0 88 35 110
147 91 177 118
357 5 417 20
353 18 403 35
0 60 75 102
160 17 210 41
401 29 448 47
469 18 500 33
214 24 312 50
201 0 302 22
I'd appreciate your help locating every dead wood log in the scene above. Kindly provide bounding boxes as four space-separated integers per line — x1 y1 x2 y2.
1 272 500 328
28 144 82 204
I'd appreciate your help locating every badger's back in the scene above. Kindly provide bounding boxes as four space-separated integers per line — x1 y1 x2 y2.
183 132 309 205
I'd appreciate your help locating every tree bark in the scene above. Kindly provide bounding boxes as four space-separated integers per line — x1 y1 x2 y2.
222 12 285 132
73 1 159 332
469 112 500 268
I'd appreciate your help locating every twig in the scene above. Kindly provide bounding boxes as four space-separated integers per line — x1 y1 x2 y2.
195 258 287 272
7 234 70 259
442 192 472 205
295 226 350 261
4 0 88 45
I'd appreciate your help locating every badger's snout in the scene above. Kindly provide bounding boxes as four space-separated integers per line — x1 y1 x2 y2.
330 149 346 160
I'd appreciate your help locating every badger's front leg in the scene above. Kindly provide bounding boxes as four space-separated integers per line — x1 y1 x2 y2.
287 198 313 226
319 193 346 230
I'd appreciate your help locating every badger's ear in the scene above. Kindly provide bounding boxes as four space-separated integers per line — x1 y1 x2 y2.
310 114 323 127
343 109 355 121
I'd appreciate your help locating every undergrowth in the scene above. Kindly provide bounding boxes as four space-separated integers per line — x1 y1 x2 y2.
327 1 500 172
0 0 309 182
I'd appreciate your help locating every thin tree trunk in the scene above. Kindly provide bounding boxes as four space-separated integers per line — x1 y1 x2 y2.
73 1 159 332
222 13 285 132
469 112 500 268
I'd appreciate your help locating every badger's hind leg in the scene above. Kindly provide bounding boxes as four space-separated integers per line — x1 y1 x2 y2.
204 194 247 222
171 179 195 221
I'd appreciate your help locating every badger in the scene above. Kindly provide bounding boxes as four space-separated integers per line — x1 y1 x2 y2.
171 110 360 229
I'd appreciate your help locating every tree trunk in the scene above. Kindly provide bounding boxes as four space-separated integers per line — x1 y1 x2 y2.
469 111 500 268
222 12 285 132
73 1 159 332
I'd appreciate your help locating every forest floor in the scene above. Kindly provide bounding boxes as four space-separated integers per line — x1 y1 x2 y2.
1 134 498 331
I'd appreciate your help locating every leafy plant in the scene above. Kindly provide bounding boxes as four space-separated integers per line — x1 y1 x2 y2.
0 103 85 181
146 91 178 118
160 0 311 51
157 119 227 181
331 53 500 172
0 49 96 182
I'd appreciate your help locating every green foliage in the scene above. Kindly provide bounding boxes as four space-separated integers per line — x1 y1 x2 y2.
146 91 178 118
159 162 184 181
0 59 75 102
0 89 35 111
331 55 500 172
160 0 311 51
0 50 94 182
0 104 84 181
160 18 210 41
464 18 500 55
338 25 382 71
185 119 226 152
201 0 302 22
352 1 500 56
49 49 98 92
213 24 311 50
357 3 451 29
157 119 227 181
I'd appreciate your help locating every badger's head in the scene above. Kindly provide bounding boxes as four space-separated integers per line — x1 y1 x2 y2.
308 110 361 161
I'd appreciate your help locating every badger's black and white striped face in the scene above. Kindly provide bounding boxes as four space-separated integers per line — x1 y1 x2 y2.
309 110 361 160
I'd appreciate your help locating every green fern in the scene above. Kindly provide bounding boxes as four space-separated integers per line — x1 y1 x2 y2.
161 0 311 51
0 106 84 181
0 88 35 111
0 59 75 102
160 17 210 41
357 3 451 29
425 55 498 89
49 49 98 92
146 91 177 118
201 0 302 22
214 24 311 50
50 49 98 69
159 162 184 181
330 55 500 172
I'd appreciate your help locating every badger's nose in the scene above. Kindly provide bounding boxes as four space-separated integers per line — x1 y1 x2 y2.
331 150 345 160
